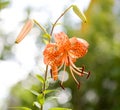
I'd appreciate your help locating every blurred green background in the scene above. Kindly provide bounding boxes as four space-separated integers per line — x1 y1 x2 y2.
0 0 120 110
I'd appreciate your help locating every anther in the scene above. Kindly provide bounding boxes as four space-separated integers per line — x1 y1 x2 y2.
81 65 85 74
81 65 85 71
59 82 65 90
86 71 90 79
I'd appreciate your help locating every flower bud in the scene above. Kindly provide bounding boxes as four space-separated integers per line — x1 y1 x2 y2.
15 19 34 43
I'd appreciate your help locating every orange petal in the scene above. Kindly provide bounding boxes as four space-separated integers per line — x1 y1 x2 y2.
54 32 69 45
43 43 60 65
54 32 71 51
77 38 89 48
51 65 58 80
15 19 34 43
69 37 89 58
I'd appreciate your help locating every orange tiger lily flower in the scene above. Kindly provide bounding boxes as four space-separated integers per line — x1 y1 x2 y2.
43 32 90 86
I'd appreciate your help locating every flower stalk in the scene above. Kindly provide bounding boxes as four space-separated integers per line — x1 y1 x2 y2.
33 19 48 34
50 5 72 35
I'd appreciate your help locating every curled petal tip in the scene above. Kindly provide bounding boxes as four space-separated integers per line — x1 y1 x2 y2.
77 38 89 48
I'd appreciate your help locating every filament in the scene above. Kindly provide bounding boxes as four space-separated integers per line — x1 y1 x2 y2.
70 66 80 85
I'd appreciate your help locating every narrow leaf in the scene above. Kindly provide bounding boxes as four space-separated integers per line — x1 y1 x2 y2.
72 5 87 23
28 89 40 96
36 74 45 84
43 39 49 44
49 107 72 110
38 94 45 105
43 33 51 39
9 107 32 110
33 19 47 34
0 1 10 9
46 96 58 101
44 89 58 94
33 101 41 108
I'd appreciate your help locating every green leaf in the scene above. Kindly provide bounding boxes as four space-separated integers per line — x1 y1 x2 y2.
37 93 45 105
43 39 49 44
46 96 58 101
28 89 40 96
33 101 41 108
72 5 87 23
42 33 51 44
0 1 10 9
33 19 47 34
49 107 72 110
9 107 32 110
36 74 45 84
43 33 51 39
44 89 58 94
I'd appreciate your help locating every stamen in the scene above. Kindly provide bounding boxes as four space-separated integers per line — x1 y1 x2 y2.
72 64 82 73
57 63 64 71
71 61 89 76
59 82 65 90
70 66 80 86
86 71 91 79
81 65 85 72
69 59 83 74
82 71 89 75
61 65 66 85
71 65 84 76
67 56 71 66
77 65 85 70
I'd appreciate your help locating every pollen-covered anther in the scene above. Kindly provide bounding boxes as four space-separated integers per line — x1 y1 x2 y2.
80 69 91 78
71 63 91 78
81 65 85 72
79 66 90 78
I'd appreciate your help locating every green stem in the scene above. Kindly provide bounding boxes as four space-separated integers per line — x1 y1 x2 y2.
43 65 48 90
33 19 48 34
40 65 48 110
33 19 51 43
40 105 43 110
50 5 72 36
